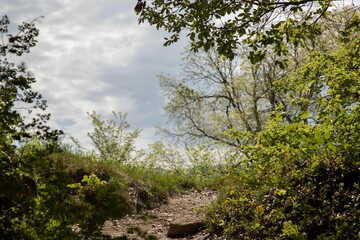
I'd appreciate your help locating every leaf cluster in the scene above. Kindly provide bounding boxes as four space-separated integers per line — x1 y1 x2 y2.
138 0 338 62
205 21 360 239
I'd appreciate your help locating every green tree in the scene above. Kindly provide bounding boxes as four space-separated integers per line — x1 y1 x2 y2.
0 15 62 143
137 0 358 62
206 15 360 239
159 48 264 147
157 8 359 151
87 111 141 163
0 15 66 239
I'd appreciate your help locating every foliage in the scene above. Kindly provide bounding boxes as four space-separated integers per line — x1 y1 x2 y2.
1 139 136 239
158 8 360 150
0 15 62 143
140 141 228 190
87 111 141 163
159 49 257 146
183 144 225 189
205 20 360 239
0 15 71 239
136 0 359 62
142 141 191 171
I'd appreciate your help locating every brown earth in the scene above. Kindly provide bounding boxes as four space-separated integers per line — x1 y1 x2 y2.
102 188 223 240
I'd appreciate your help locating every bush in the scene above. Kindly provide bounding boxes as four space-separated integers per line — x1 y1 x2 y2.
206 28 360 239
1 141 133 239
207 122 360 239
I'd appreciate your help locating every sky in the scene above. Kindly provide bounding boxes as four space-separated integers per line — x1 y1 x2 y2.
2 0 187 150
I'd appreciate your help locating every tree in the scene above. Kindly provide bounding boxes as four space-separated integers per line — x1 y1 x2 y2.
159 48 265 147
0 15 61 144
0 15 67 239
158 8 356 149
206 14 360 238
87 111 141 163
137 0 358 62
0 15 62 207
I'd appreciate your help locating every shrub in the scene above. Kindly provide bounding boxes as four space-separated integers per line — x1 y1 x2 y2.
206 26 360 239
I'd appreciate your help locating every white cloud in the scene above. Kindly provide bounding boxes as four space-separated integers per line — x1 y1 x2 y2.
2 0 186 150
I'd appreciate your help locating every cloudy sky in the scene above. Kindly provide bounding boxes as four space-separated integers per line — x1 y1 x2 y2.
2 0 187 150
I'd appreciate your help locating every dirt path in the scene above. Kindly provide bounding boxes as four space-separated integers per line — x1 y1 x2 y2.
102 189 220 240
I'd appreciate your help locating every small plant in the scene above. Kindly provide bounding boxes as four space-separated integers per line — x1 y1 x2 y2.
87 111 141 163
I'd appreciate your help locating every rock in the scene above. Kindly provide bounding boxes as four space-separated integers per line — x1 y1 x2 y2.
167 221 205 238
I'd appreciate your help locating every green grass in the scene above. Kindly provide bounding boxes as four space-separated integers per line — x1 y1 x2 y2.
46 143 222 209
3 139 224 239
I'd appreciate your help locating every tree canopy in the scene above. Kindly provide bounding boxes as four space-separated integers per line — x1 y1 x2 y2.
157 8 359 149
138 0 358 62
0 15 61 143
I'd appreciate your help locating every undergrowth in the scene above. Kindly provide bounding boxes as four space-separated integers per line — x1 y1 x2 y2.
1 139 222 239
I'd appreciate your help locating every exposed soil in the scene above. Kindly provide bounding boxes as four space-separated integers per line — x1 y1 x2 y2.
102 189 222 240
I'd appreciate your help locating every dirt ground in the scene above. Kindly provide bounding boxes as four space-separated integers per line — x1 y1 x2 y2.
102 189 222 240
